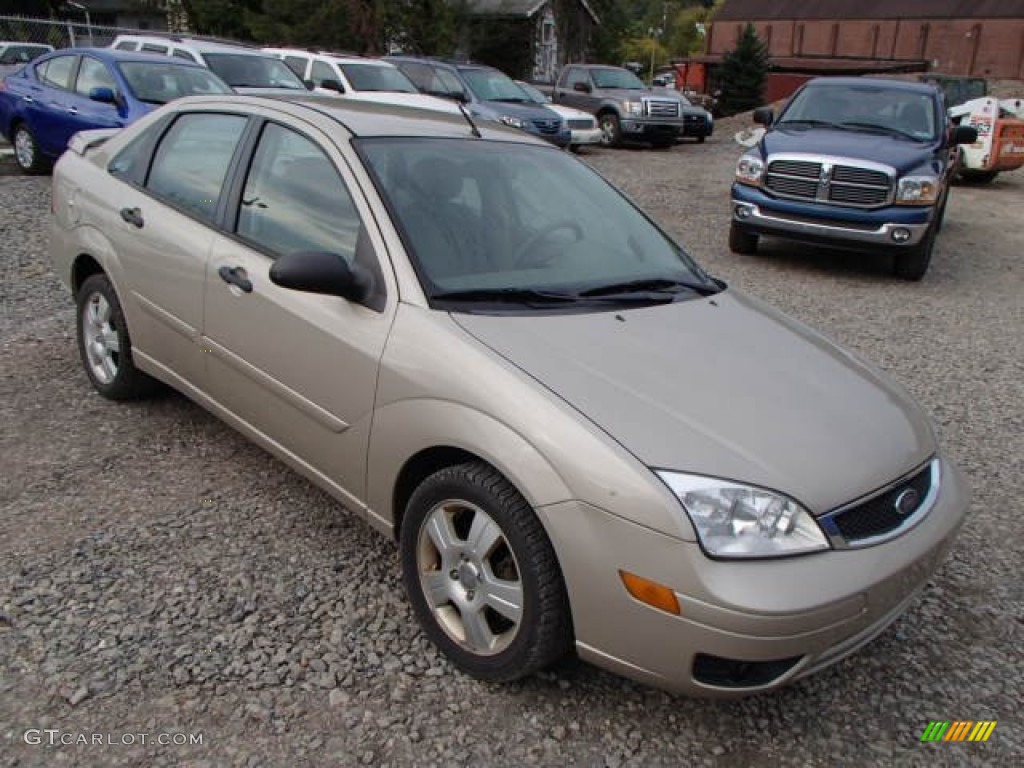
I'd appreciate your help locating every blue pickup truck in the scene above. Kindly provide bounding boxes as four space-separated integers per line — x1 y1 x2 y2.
730 77 977 280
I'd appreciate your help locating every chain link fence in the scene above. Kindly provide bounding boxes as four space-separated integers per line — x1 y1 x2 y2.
0 14 242 51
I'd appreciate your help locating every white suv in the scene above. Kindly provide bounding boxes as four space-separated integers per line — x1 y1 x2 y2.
110 35 308 94
263 48 459 114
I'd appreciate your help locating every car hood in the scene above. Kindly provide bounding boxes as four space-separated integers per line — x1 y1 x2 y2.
453 290 935 513
329 90 463 114
546 103 596 122
759 127 938 174
479 100 561 122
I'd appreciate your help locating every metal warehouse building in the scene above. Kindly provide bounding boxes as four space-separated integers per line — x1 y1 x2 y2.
708 0 1024 79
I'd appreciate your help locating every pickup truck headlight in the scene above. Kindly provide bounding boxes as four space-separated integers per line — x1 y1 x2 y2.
623 100 644 117
656 471 830 558
498 115 525 129
735 154 764 185
896 175 939 204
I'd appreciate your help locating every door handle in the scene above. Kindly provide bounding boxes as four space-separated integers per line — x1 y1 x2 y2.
119 207 144 228
218 265 253 293
22 95 33 103
67 106 78 115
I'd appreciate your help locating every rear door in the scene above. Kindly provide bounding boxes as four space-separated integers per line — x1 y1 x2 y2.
25 53 79 156
201 118 396 508
106 110 251 385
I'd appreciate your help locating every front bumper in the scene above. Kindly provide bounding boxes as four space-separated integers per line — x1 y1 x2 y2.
536 454 969 697
731 183 934 249
620 119 682 139
570 127 602 146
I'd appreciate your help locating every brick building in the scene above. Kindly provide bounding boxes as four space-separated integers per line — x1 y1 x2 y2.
709 0 1024 79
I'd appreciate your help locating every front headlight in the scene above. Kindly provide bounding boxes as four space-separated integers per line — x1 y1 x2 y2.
656 471 829 558
623 100 643 117
896 175 939 204
498 115 525 129
735 154 764 185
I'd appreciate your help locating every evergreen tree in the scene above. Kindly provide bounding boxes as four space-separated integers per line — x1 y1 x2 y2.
717 22 769 115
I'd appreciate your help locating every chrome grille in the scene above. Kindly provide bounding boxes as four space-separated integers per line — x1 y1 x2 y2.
531 119 561 135
820 462 935 546
765 157 893 208
645 99 680 118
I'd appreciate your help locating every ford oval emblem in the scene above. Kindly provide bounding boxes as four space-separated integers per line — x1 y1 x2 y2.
894 488 920 516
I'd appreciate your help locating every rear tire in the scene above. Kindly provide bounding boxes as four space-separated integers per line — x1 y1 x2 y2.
729 222 759 255
400 461 572 683
76 273 159 400
893 227 935 281
13 123 49 175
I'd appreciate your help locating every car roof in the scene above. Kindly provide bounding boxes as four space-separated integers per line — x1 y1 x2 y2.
45 47 208 67
1 41 52 48
170 93 550 144
805 76 937 94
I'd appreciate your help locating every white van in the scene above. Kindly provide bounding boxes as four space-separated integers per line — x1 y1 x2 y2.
110 35 309 94
262 48 460 114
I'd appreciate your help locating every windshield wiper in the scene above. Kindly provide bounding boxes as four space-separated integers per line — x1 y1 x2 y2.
578 277 719 298
776 118 847 130
838 121 922 140
431 288 581 304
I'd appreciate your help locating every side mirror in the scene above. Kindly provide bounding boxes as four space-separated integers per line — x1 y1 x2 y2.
753 107 774 127
89 86 118 105
319 79 345 94
269 251 371 304
573 81 592 94
303 79 315 91
951 124 978 145
450 90 469 104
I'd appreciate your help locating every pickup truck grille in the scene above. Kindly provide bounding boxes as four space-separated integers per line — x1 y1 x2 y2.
645 99 680 118
765 158 893 209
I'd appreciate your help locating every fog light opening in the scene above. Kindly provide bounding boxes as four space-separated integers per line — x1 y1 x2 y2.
891 227 912 243
619 570 681 615
734 204 753 220
692 653 803 689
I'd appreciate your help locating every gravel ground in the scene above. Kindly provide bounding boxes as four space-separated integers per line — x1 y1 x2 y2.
1 121 1021 767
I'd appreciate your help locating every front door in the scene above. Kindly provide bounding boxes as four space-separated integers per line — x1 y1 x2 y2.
201 119 395 509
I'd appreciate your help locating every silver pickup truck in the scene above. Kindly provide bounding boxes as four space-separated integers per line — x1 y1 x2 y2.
549 64 712 148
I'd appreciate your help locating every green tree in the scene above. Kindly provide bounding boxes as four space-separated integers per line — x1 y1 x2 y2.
717 22 769 115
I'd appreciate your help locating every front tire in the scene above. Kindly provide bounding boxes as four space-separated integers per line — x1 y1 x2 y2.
729 222 759 254
598 113 622 147
13 123 49 175
894 227 935 281
400 462 572 683
76 273 158 399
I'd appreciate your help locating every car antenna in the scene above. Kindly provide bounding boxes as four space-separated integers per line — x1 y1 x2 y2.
457 101 482 138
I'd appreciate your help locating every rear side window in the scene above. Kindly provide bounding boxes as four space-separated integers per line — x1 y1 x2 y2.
236 122 361 260
115 42 137 51
37 55 77 89
75 57 116 97
141 43 168 55
146 113 247 222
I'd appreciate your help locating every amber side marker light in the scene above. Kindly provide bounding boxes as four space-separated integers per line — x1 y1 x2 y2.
619 570 681 615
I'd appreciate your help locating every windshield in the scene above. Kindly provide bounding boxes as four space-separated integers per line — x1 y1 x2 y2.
357 138 712 308
460 68 529 102
592 68 646 90
780 83 939 141
118 62 231 104
515 81 548 105
203 53 306 90
339 62 418 93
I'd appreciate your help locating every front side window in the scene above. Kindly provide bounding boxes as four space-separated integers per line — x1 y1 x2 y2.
591 68 646 90
236 122 362 262
173 49 198 62
359 138 712 304
37 55 77 90
75 57 116 97
141 43 168 55
564 67 589 90
283 56 307 77
310 60 338 88
146 113 247 222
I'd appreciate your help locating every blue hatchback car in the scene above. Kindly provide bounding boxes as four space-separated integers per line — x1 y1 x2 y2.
0 48 230 174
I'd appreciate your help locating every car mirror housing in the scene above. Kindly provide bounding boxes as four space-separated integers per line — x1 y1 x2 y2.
573 81 592 94
89 86 118 105
269 251 371 304
951 124 978 145
753 107 774 127
319 79 345 94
